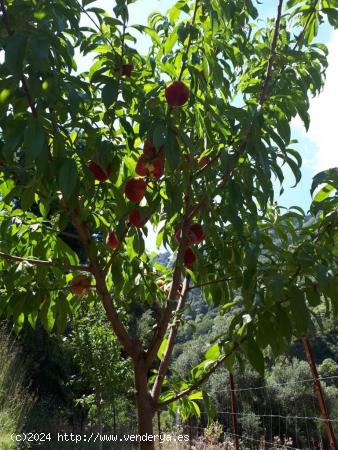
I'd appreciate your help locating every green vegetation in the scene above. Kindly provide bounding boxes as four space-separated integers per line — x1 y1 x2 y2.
0 324 35 449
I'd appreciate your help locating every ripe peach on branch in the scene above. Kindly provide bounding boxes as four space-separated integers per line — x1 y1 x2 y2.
136 141 166 180
174 223 205 245
129 208 149 228
88 161 112 182
183 248 196 268
106 230 120 250
69 275 92 297
165 81 190 107
124 178 147 203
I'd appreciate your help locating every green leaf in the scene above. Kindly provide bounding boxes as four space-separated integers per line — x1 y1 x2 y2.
56 296 69 335
164 130 180 170
102 79 118 109
110 257 124 290
40 299 55 333
313 183 335 203
59 159 78 201
205 343 220 360
23 119 46 163
132 25 161 46
242 337 265 376
153 125 167 151
188 391 203 401
289 285 309 335
157 338 168 361
5 33 27 77
168 0 189 23
164 28 178 54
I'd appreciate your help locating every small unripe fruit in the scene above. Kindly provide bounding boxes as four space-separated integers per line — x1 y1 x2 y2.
124 178 147 203
183 248 196 268
129 208 148 228
165 81 189 107
121 63 134 77
106 230 120 250
89 161 112 182
70 275 91 297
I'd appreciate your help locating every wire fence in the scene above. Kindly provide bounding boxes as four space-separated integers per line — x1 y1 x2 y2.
171 374 338 450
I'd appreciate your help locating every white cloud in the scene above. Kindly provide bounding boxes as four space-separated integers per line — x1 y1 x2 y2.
295 30 338 172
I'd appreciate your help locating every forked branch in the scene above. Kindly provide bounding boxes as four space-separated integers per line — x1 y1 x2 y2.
151 275 190 404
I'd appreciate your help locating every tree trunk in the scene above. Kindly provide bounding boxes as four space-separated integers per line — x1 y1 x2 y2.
134 359 155 450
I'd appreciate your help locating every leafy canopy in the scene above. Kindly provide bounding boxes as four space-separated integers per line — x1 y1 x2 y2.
0 0 338 417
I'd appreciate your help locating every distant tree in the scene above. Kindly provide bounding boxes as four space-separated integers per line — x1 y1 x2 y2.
67 304 133 441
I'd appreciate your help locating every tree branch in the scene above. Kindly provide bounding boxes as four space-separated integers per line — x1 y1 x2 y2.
146 180 193 368
259 0 284 106
158 341 242 408
178 0 200 81
151 275 190 404
0 251 89 272
145 2 202 368
188 277 233 291
67 205 143 360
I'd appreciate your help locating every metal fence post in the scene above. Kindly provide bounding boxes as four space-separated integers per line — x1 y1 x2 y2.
303 337 338 450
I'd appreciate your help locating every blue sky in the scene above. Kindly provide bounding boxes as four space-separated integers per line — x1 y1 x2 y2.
79 1 338 249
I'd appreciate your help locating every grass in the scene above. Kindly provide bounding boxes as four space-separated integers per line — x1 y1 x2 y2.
0 323 35 449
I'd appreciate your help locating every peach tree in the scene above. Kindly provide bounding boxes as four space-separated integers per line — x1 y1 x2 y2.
0 0 338 448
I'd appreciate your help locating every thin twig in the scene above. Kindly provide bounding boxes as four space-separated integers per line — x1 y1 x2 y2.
0 251 90 272
188 277 233 291
259 0 284 105
178 0 200 81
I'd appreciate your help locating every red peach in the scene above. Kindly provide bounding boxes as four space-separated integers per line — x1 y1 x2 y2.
135 155 149 177
165 81 190 107
183 248 196 268
124 178 147 203
89 161 112 182
106 230 120 250
70 275 91 297
150 150 165 179
129 208 148 227
122 63 134 77
188 224 205 244
174 224 204 245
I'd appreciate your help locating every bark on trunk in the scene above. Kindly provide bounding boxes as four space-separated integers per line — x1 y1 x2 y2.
134 359 155 450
